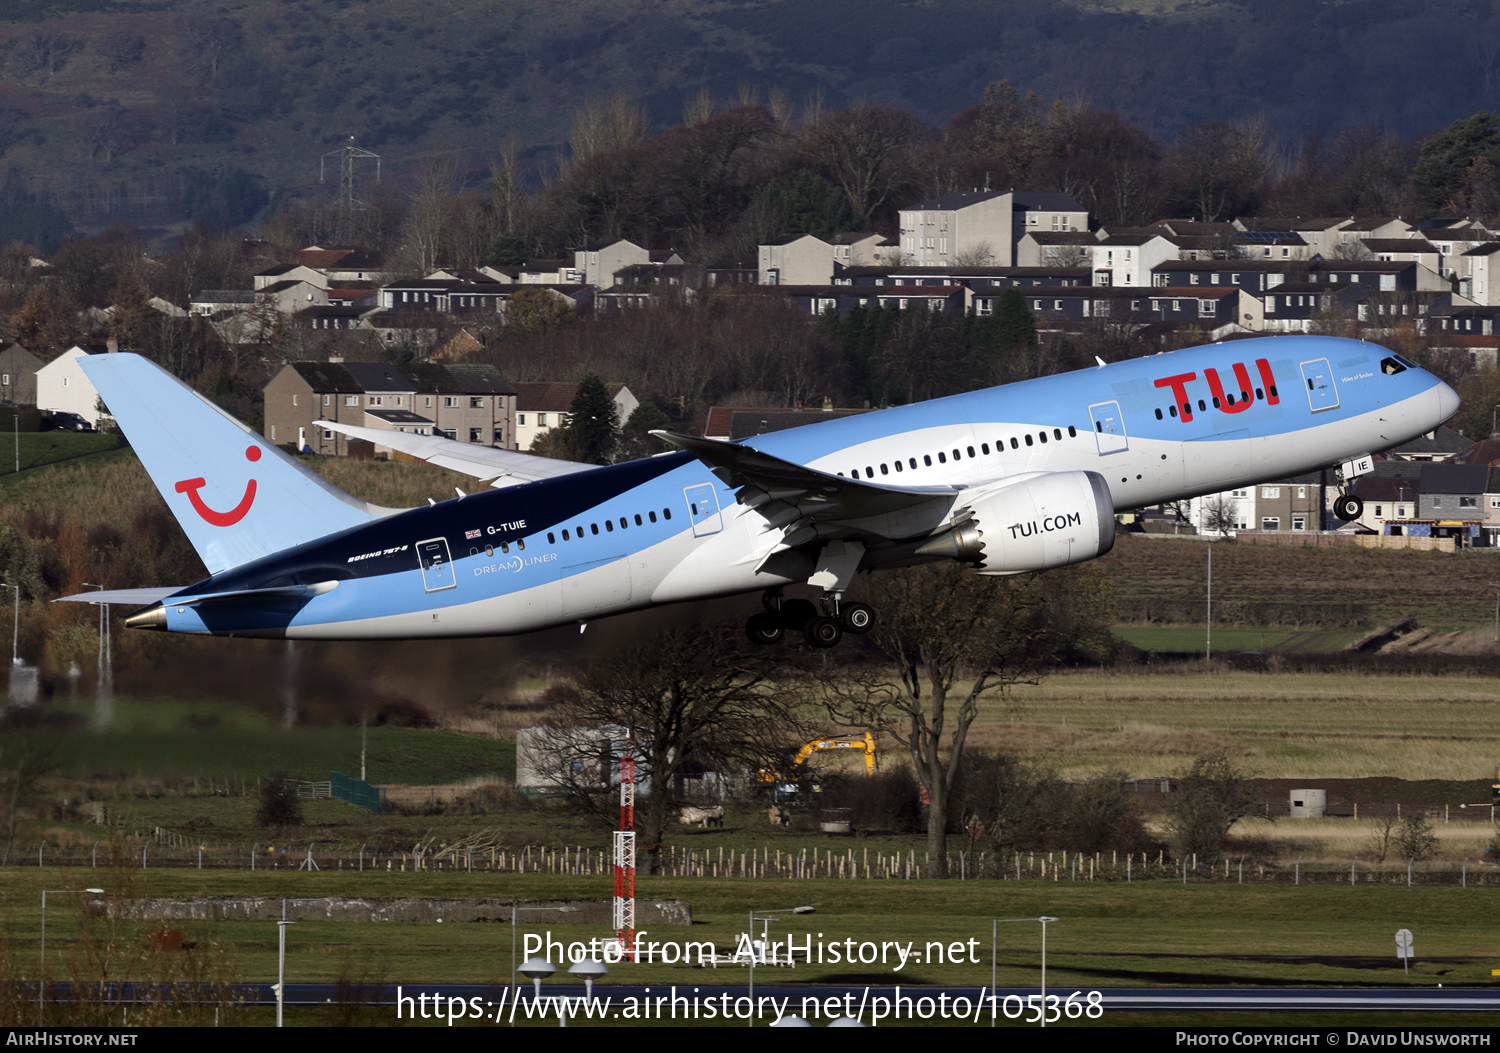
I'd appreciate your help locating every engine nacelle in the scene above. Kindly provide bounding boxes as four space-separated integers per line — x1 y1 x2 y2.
917 470 1115 573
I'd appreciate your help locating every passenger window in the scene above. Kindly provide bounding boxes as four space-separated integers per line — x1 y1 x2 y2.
649 511 657 523
981 443 990 454
663 508 672 520
1198 399 1206 410
591 523 599 535
620 518 627 529
966 446 974 458
894 461 903 472
500 542 509 553
1025 434 1033 446
517 539 525 551
1068 425 1076 437
605 520 614 532
880 463 888 475
1169 405 1177 418
851 469 860 479
1010 438 1019 449
549 532 557 544
866 466 873 476
1155 408 1163 419
938 452 947 463
1054 429 1062 440
1039 432 1047 443
635 514 643 526
909 458 917 469
561 529 570 541
923 455 932 466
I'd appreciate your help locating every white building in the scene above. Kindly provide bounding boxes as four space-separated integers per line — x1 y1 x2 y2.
35 345 108 427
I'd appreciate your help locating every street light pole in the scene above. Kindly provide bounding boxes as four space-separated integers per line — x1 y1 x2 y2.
40 888 104 1025
748 906 815 1026
990 916 1059 1028
1 581 17 666
81 583 111 726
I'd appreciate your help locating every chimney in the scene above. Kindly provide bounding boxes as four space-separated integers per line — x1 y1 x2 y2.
329 352 344 364
106 337 118 354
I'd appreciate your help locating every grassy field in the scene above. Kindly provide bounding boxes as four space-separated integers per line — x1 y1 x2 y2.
973 670 1500 781
1113 626 1368 653
1100 531 1500 630
5 869 1499 1000
0 431 124 476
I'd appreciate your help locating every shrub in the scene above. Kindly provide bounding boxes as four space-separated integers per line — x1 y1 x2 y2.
255 774 302 827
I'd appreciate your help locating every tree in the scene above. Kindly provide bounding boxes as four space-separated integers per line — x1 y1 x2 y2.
561 374 619 464
539 625 798 874
991 288 1037 354
802 105 927 220
615 401 672 461
1413 112 1500 218
1199 494 1239 538
1165 750 1259 863
818 561 1116 877
1393 816 1440 862
255 773 303 827
1164 121 1268 221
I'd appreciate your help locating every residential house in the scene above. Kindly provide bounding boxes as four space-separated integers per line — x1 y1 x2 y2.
513 382 638 452
758 234 835 286
0 343 42 405
263 361 518 456
35 345 108 427
899 189 1087 268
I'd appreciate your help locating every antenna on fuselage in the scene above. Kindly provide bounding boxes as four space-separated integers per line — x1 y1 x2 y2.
1095 356 1106 369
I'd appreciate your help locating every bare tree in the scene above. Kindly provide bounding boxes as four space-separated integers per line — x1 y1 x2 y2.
540 625 802 873
1165 750 1260 863
801 105 927 219
817 562 1115 878
1199 493 1239 538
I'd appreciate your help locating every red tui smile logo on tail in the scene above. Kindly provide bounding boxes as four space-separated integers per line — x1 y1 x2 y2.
175 445 261 526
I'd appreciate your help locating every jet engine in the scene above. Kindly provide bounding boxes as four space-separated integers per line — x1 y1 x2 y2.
914 470 1115 573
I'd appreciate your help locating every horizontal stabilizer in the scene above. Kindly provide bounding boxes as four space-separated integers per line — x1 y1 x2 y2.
325 423 594 486
118 582 341 631
55 587 188 606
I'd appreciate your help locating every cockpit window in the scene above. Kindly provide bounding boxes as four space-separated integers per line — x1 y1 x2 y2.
1380 356 1407 375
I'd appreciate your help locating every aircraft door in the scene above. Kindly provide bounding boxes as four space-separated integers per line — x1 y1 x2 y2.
416 537 457 592
684 482 724 536
1088 401 1129 454
1299 359 1339 412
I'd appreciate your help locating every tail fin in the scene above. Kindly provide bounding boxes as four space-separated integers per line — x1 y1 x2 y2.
81 352 392 575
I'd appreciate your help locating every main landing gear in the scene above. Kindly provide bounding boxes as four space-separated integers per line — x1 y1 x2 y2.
1333 494 1364 522
745 591 875 649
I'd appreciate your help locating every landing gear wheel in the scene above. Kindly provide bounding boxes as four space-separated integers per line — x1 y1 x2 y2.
746 611 784 646
840 602 875 634
1333 494 1363 521
779 598 817 630
802 616 843 649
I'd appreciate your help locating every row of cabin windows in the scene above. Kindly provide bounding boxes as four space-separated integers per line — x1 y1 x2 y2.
545 508 673 545
1154 385 1279 419
838 427 1079 479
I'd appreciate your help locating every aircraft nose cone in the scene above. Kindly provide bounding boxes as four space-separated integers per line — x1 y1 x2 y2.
1436 381 1460 424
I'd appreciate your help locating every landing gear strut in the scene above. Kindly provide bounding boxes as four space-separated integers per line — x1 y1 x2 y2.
745 590 877 648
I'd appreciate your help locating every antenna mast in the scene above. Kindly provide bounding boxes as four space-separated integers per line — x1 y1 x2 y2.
613 735 636 960
319 136 380 239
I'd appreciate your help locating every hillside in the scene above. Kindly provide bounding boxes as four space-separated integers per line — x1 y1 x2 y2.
0 0 1493 232
1100 531 1500 631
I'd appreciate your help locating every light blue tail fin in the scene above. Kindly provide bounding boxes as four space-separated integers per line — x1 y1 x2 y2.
81 352 390 575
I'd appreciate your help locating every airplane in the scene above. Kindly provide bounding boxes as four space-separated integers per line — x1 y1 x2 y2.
60 335 1458 648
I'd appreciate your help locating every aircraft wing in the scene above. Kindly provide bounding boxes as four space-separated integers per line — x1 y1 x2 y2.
652 430 958 520
325 423 594 487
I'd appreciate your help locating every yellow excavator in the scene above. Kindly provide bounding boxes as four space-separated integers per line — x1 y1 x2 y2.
760 731 877 784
